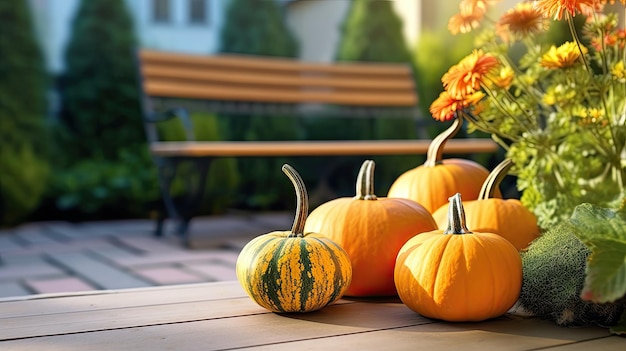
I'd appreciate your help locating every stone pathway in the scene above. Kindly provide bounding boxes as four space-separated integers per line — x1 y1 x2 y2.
0 213 292 299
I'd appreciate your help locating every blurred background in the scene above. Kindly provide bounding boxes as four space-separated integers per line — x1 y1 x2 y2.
2 0 528 228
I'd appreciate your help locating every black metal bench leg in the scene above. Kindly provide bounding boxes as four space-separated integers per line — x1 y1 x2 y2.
177 158 212 245
155 158 182 237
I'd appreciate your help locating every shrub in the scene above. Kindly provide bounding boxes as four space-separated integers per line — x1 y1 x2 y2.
0 0 50 225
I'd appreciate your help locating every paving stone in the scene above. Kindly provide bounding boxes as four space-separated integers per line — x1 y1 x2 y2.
15 230 64 245
0 259 65 280
182 262 238 281
0 281 32 298
47 252 151 290
0 238 116 258
132 266 205 285
114 236 187 254
25 277 97 294
111 249 240 268
0 235 25 253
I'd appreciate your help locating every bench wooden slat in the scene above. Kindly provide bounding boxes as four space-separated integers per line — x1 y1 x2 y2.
141 66 416 91
149 139 499 157
140 50 412 77
145 80 418 106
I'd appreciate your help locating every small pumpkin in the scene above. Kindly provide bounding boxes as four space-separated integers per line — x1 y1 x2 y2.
387 117 498 213
236 164 352 313
432 159 539 251
394 193 522 322
304 160 437 296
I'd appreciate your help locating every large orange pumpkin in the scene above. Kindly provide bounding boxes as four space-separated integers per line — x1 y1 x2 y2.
395 193 522 322
387 117 499 213
304 160 437 297
431 159 540 251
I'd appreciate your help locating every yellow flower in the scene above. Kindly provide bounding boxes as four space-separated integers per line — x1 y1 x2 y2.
489 66 515 89
611 60 626 82
540 42 588 68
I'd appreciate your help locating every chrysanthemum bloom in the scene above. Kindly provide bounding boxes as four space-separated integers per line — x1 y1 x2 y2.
429 91 485 122
612 61 626 82
442 50 499 98
534 0 597 20
459 0 496 15
448 11 484 34
497 3 546 41
540 42 588 68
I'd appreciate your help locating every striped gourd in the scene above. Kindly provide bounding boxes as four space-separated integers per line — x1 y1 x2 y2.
236 164 352 313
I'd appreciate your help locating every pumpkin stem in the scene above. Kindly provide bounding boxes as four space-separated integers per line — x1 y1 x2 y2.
282 164 308 237
354 160 377 200
424 117 463 167
443 193 472 235
478 159 514 200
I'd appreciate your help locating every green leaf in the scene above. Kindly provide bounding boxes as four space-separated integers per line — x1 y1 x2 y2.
570 204 626 303
610 310 626 335
579 238 626 303
570 203 626 242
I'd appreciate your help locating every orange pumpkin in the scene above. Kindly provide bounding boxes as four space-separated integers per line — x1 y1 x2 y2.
395 193 522 322
304 160 437 297
387 117 499 213
431 159 539 251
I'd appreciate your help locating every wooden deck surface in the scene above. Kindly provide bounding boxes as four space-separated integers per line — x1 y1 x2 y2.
1 281 623 350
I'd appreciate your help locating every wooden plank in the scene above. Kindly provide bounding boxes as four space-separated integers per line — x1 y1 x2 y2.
1 302 615 351
142 65 416 91
0 281 246 318
140 49 412 77
144 80 418 106
149 139 499 157
541 336 626 350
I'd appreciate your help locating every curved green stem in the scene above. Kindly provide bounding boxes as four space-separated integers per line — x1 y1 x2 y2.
282 164 308 237
478 159 514 200
425 117 462 167
444 193 472 235
354 160 377 200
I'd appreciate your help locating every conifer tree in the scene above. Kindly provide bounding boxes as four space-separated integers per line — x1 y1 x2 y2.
219 0 301 210
59 0 142 160
334 0 418 191
0 0 50 224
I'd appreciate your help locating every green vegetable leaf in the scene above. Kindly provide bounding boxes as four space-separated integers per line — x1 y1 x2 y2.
570 203 626 304
610 310 626 335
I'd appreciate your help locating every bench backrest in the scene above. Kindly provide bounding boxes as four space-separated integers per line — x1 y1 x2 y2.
138 50 418 108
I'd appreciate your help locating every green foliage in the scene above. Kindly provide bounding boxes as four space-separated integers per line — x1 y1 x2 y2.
520 223 626 328
219 0 298 57
219 0 299 210
157 113 239 214
413 29 475 121
52 146 159 216
334 0 418 189
0 0 50 225
570 203 626 306
336 0 412 63
59 0 142 160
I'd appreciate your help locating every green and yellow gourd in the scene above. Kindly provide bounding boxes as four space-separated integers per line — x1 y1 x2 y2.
236 164 352 313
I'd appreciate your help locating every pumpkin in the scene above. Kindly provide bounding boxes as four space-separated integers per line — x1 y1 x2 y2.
432 159 539 250
394 193 522 322
304 160 437 296
236 164 352 313
387 117 499 213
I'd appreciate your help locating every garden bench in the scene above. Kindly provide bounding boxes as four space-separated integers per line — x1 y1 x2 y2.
138 49 498 243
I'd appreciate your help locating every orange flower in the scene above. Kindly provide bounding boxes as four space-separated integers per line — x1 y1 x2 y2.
448 11 484 34
429 91 485 122
430 91 462 122
497 3 547 41
442 50 499 99
540 42 588 68
534 0 597 20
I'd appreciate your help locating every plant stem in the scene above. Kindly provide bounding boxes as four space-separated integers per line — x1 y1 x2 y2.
444 193 472 235
282 164 308 237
